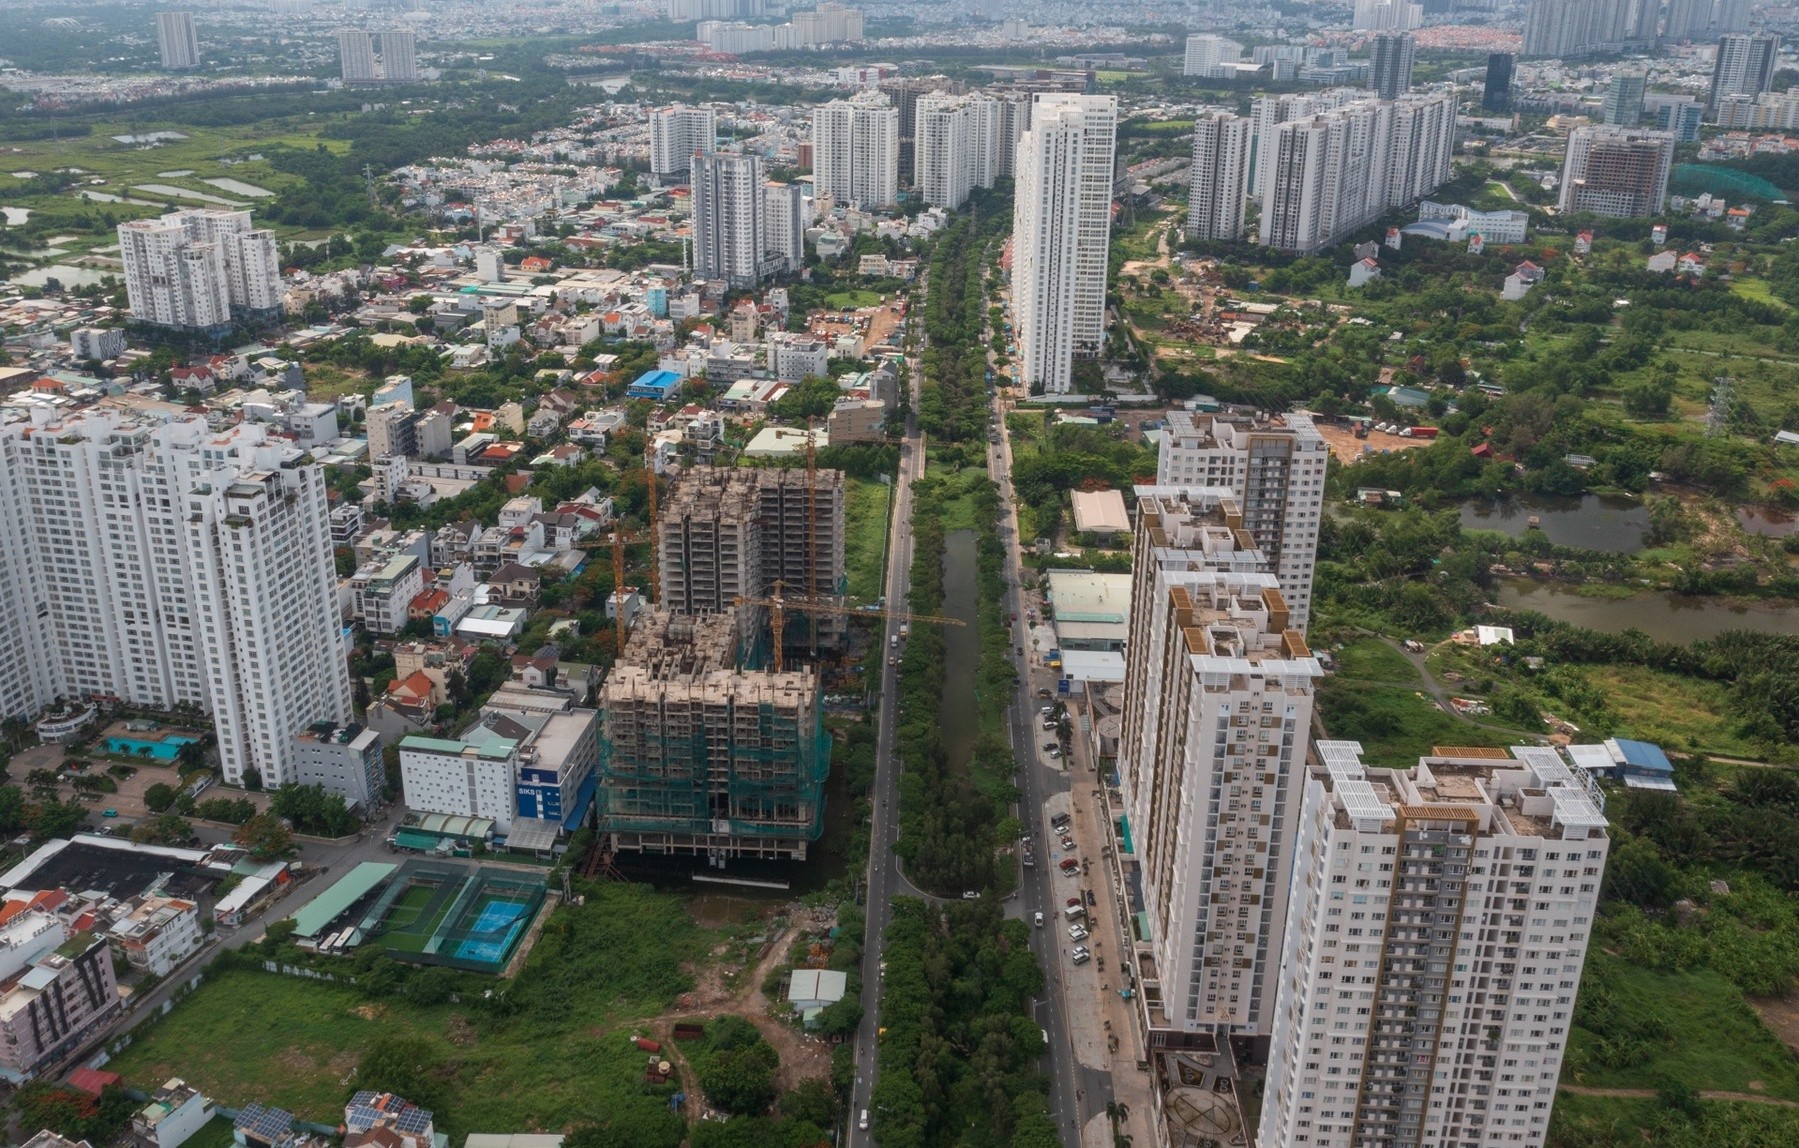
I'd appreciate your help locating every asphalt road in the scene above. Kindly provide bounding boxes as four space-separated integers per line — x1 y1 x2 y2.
845 296 929 1147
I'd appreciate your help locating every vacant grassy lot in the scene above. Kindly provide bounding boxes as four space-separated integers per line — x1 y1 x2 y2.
1582 663 1782 761
106 882 735 1138
1567 956 1799 1101
844 475 893 601
1333 638 1421 685
824 289 882 310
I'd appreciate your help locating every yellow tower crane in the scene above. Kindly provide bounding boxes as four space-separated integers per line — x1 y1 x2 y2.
733 581 965 673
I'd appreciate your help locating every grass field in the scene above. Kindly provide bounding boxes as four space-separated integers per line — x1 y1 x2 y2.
1567 955 1799 1101
1582 663 1779 761
824 289 882 310
844 476 893 601
106 882 729 1137
1318 639 1517 766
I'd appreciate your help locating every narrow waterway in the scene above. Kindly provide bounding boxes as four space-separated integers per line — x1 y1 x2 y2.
940 528 982 771
1498 579 1799 642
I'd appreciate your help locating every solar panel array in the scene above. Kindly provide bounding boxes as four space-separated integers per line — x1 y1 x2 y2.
395 1108 435 1135
236 1103 296 1146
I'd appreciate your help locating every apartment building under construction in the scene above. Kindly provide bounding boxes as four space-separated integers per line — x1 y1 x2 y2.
599 610 829 860
658 466 847 652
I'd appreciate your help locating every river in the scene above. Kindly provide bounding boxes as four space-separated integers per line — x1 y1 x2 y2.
939 529 982 770
1460 494 1651 553
1498 579 1799 642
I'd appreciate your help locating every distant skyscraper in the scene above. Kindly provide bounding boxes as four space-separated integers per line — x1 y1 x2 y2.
1184 111 1250 243
763 180 808 274
380 31 418 83
1370 31 1416 100
812 90 899 209
118 208 283 331
650 105 717 184
691 152 766 288
1011 93 1116 395
1353 0 1422 30
1483 52 1515 111
156 12 199 70
1523 0 1656 58
1183 34 1244 77
1558 125 1676 217
1601 72 1646 125
913 91 1001 209
1710 33 1780 116
1260 742 1608 1148
338 31 379 83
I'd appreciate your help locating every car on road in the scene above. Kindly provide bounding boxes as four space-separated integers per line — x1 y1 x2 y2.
1071 946 1091 965
888 656 896 665
1068 924 1089 941
1059 858 1079 874
1034 911 1044 927
859 1109 870 1131
962 890 979 900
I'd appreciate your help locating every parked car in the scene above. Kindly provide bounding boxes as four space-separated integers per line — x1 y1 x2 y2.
1059 858 1079 873
1085 889 1096 907
962 890 979 900
1068 924 1089 942
1061 837 1077 852
1071 946 1091 965
1045 747 1062 758
1051 812 1071 829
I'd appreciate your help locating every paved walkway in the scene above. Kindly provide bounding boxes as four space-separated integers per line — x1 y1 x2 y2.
1559 1084 1799 1109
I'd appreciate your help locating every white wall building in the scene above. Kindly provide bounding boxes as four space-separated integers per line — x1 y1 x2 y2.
1183 34 1244 77
1117 488 1324 1042
1185 111 1250 242
132 1079 215 1148
649 105 717 183
1262 91 1455 254
157 12 199 69
691 151 766 288
0 410 354 787
813 90 899 209
763 181 808 274
1354 0 1422 30
339 30 416 84
914 92 1001 210
69 327 125 362
350 553 424 634
1557 125 1675 218
399 732 519 833
1260 743 1609 1148
1011 93 1116 395
108 895 202 977
118 209 282 331
294 721 384 810
1156 411 1327 630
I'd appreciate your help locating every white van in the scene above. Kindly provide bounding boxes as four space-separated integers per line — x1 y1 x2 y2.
859 1109 870 1130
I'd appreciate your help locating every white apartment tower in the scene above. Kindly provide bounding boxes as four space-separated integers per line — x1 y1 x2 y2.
1184 34 1244 77
1248 88 1362 201
1262 91 1455 254
691 151 766 288
157 12 200 70
0 409 353 787
1185 111 1250 242
1011 93 1116 395
812 90 899 209
118 209 283 332
1157 410 1327 630
913 92 1001 210
380 31 418 83
1709 33 1780 115
338 31 378 83
1261 743 1609 1148
650 105 717 184
763 181 808 274
1117 488 1325 1041
338 31 415 84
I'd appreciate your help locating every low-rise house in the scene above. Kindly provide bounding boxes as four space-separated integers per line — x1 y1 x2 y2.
107 895 201 977
133 1079 216 1148
235 1102 326 1148
0 935 121 1081
344 1092 438 1148
488 562 543 607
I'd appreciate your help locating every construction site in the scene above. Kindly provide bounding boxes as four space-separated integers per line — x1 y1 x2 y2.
599 609 831 862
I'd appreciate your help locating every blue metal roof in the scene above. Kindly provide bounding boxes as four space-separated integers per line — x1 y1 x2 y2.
1613 738 1673 773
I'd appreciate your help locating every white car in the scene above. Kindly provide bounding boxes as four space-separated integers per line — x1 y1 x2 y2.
1034 911 1045 927
1068 924 1089 942
1071 946 1092 965
859 1109 870 1130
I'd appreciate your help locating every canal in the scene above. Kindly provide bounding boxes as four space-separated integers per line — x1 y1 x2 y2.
1459 494 1650 554
939 528 983 771
1498 579 1799 642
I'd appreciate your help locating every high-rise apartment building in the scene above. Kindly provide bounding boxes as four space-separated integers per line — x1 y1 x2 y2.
1185 112 1250 243
791 3 863 43
1156 410 1327 630
1668 0 1754 40
649 105 717 184
1712 87 1799 129
156 12 200 70
668 0 764 19
1261 92 1455 254
812 90 899 209
1483 53 1515 112
1523 0 1656 58
1248 89 1363 201
1557 125 1675 217
1601 72 1646 125
0 409 353 787
913 91 1001 209
1116 488 1324 1045
1011 93 1116 395
763 180 808 274
1354 0 1422 30
1649 93 1707 140
1183 34 1244 77
1370 31 1416 100
1260 743 1609 1148
338 30 416 84
691 151 766 288
884 78 959 186
1710 33 1780 116
117 208 282 332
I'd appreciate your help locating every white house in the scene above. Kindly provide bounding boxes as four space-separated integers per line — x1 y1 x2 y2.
132 1079 216 1148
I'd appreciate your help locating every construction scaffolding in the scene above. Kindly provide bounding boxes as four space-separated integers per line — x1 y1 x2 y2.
658 466 847 652
599 610 830 861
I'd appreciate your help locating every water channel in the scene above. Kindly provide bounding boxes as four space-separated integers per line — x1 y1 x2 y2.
939 529 982 770
1497 579 1799 642
1459 494 1651 554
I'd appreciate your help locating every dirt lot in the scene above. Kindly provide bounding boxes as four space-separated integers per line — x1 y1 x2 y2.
1753 992 1799 1058
1314 420 1434 462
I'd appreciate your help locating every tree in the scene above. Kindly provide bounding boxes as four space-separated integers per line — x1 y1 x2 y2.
0 785 26 835
27 798 86 839
354 1036 448 1115
563 1113 683 1148
233 811 293 860
270 783 359 837
778 1078 839 1130
145 782 179 813
699 1020 779 1114
131 813 193 846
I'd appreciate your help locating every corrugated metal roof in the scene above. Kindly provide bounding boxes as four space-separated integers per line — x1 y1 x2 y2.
290 862 396 938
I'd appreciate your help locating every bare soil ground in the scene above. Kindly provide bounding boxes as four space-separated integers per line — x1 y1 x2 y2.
1752 992 1799 1060
1314 421 1432 463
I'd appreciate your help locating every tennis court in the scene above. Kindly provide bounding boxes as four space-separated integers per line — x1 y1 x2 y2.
454 898 531 963
358 860 547 973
